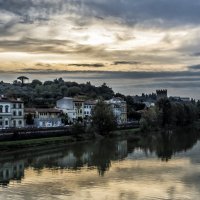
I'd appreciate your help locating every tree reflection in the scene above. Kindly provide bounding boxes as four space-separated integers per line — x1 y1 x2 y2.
129 128 200 161
0 128 199 186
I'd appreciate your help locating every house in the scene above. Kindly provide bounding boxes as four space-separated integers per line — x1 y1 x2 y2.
73 99 84 121
143 101 155 108
56 97 76 123
25 108 62 128
169 96 190 103
56 97 85 122
0 96 25 129
84 100 97 119
106 97 127 124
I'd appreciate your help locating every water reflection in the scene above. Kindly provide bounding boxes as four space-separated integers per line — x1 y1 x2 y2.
0 129 199 185
0 129 199 199
0 161 24 186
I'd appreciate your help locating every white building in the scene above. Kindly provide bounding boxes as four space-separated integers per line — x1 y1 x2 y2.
73 99 84 121
106 97 127 124
56 97 76 123
0 97 25 129
84 100 97 119
25 108 62 128
56 97 85 122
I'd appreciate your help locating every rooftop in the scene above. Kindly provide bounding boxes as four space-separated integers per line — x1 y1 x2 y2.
25 108 61 113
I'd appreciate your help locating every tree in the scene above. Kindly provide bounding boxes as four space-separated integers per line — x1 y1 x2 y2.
91 101 117 135
31 79 42 87
26 113 34 125
60 113 69 125
67 86 81 97
71 122 85 135
17 76 29 86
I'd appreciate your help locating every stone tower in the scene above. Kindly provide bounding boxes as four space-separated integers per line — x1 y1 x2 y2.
156 89 167 101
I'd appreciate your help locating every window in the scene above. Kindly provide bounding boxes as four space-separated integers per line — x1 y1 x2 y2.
13 111 16 116
5 105 9 113
0 106 3 113
19 111 22 116
19 104 22 109
5 120 8 126
80 109 82 114
18 120 22 125
0 121 2 126
13 104 16 109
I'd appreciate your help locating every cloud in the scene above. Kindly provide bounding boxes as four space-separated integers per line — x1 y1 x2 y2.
113 61 142 65
188 64 200 71
192 52 200 57
68 63 104 67
1 0 200 84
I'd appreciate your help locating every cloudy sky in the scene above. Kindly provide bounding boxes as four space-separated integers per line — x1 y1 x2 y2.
1 0 200 98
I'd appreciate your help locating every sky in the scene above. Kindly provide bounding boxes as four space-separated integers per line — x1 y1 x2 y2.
1 0 200 98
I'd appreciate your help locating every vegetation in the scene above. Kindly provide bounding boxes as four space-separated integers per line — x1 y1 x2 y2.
71 123 85 135
140 98 199 131
26 113 34 125
0 78 114 108
91 101 117 135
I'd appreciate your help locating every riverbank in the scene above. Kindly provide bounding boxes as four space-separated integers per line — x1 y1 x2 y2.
0 128 140 150
0 133 95 151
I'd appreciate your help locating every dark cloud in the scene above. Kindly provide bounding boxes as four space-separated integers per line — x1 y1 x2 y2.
192 52 200 57
0 38 71 53
188 64 200 70
113 61 142 65
17 69 200 80
68 63 104 67
0 38 106 55
1 0 200 28
20 68 53 72
35 63 52 68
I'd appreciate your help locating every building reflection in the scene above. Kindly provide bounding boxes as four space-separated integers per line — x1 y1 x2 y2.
0 161 24 186
0 127 199 187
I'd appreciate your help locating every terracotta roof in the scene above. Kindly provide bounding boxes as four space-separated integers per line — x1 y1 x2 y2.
25 108 61 113
73 98 84 102
84 100 97 105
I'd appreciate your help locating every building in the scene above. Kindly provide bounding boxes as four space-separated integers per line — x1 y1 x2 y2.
84 100 97 119
169 96 190 103
106 97 127 124
56 97 85 122
56 97 85 123
156 89 168 101
143 101 155 108
56 97 76 123
73 99 84 121
0 97 25 129
56 97 127 124
25 108 62 128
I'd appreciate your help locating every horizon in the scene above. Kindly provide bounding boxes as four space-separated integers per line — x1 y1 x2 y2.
1 1 200 98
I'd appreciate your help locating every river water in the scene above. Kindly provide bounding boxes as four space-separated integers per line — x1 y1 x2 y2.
0 131 200 200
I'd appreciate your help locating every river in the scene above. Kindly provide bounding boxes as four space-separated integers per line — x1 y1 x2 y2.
0 130 200 200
